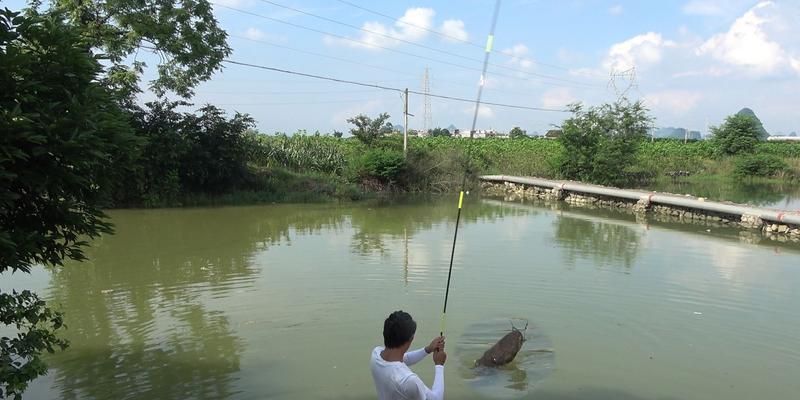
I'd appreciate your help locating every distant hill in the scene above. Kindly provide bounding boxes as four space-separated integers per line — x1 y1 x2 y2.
736 108 769 140
446 124 457 132
651 127 702 140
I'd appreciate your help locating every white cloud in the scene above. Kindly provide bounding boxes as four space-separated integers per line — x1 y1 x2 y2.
478 105 495 119
696 1 788 74
644 90 703 114
791 57 800 73
603 32 676 72
440 20 468 42
244 27 266 41
682 0 725 15
463 105 495 119
503 44 535 69
326 8 435 50
609 4 624 15
541 88 576 109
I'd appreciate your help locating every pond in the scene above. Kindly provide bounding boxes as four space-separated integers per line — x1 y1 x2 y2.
4 196 800 399
644 179 800 211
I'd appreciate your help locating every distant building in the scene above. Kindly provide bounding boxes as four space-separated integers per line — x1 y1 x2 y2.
453 128 508 139
767 136 800 142
544 129 563 139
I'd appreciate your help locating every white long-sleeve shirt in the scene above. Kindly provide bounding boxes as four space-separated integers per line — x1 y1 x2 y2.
370 346 445 400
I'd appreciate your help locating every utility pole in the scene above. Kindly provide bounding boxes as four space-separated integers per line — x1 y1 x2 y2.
403 88 409 156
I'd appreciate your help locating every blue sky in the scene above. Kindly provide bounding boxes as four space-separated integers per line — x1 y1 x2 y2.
11 0 800 134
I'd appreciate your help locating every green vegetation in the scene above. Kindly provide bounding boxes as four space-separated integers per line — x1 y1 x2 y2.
2 0 231 395
52 0 230 98
733 154 789 179
557 100 653 186
509 126 527 139
1 9 135 397
428 127 452 137
3 2 800 395
346 113 392 146
711 114 763 156
243 133 800 193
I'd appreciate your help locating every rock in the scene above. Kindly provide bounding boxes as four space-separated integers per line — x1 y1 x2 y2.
771 224 778 232
777 225 789 234
791 229 800 236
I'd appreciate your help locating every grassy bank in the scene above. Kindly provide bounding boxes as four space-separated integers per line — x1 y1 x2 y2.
120 135 800 208
247 134 800 192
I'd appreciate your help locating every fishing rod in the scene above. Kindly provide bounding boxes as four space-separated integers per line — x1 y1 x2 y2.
440 0 503 337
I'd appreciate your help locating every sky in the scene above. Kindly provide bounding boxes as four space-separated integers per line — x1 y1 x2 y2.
10 0 800 134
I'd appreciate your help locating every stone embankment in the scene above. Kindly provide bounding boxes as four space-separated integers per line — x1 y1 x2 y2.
480 176 800 243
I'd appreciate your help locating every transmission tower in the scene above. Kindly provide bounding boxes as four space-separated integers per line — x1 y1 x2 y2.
421 67 432 135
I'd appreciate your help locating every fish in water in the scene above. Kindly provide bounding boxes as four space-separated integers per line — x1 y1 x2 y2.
474 321 527 368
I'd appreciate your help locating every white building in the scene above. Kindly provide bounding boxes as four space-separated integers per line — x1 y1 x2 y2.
453 129 508 139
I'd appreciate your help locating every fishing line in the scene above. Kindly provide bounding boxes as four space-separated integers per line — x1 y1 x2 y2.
440 0 502 337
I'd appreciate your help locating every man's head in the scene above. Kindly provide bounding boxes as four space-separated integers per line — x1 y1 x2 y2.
383 311 416 349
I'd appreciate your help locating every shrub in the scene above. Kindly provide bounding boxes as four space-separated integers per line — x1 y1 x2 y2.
557 100 653 186
711 114 761 156
352 148 407 184
733 154 788 178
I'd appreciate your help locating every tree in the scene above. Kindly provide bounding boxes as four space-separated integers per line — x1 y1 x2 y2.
44 0 231 98
346 113 392 146
333 130 344 138
735 108 769 140
710 114 762 156
558 100 652 186
428 127 451 137
180 105 255 192
509 126 527 139
1 9 137 397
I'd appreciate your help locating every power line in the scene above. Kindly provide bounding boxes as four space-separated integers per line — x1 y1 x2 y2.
229 34 416 78
213 98 384 106
254 0 600 87
332 0 606 78
198 89 385 95
229 33 555 97
222 59 569 112
212 3 600 89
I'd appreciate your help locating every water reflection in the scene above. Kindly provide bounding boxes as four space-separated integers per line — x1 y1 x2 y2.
645 180 800 210
43 207 278 399
347 196 538 256
552 213 643 269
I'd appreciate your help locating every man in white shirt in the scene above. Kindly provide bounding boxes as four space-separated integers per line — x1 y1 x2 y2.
370 311 447 400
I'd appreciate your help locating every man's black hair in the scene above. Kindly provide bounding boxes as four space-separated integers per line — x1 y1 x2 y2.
383 310 416 348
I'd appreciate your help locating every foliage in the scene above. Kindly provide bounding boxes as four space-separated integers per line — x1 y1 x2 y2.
735 108 769 140
333 130 343 138
115 101 255 204
46 0 230 98
508 126 527 139
347 113 392 146
249 133 353 174
0 8 136 397
0 290 68 400
710 114 762 156
351 147 407 185
428 127 451 137
733 154 788 178
179 105 255 193
557 100 653 186
118 100 187 206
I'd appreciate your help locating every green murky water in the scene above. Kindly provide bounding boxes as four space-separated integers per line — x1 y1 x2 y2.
4 195 800 400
